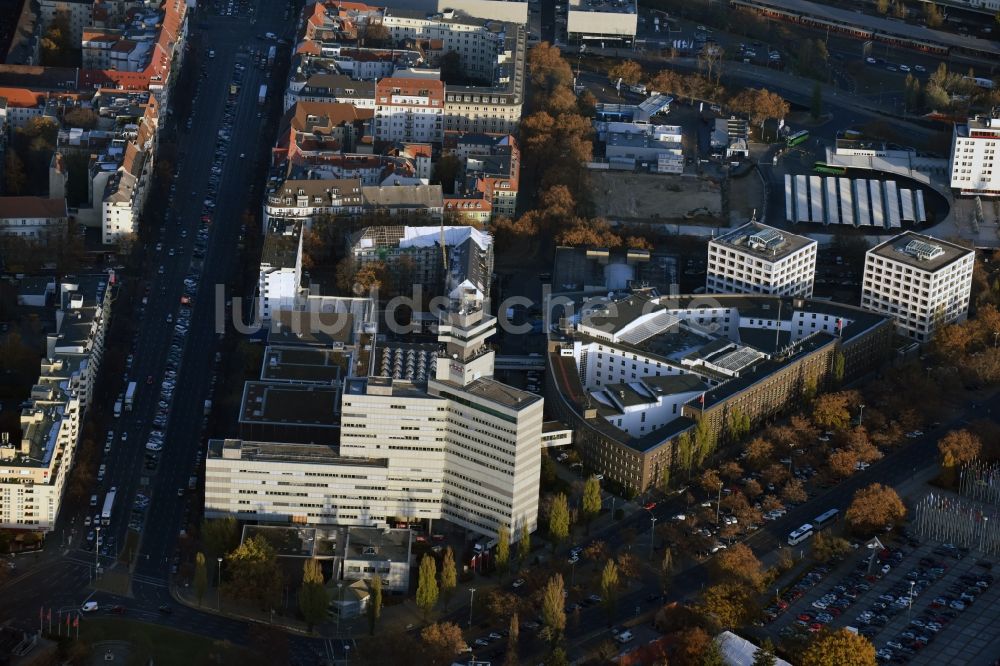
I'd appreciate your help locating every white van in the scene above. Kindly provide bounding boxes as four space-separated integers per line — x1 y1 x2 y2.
616 630 634 644
90 494 98 507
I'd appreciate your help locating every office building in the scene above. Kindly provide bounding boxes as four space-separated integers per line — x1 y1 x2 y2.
546 290 893 494
860 232 975 342
566 0 638 45
707 221 817 298
950 114 1000 197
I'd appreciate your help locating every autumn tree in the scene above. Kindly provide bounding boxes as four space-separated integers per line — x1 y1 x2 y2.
876 0 890 13
421 622 467 664
719 461 744 482
582 475 602 534
745 438 774 469
712 543 765 591
505 611 520 666
600 559 620 621
659 547 674 594
753 639 778 666
811 392 856 431
440 547 457 609
367 575 383 636
519 524 531 563
670 627 713 666
299 558 329 632
699 468 723 495
4 152 26 195
828 448 859 479
194 552 208 607
549 492 570 549
528 42 574 96
416 554 440 621
846 483 906 535
700 583 754 630
540 573 567 644
64 107 99 129
484 589 520 624
496 525 511 578
923 2 943 27
782 478 807 505
223 534 282 609
800 628 876 666
938 429 982 469
608 60 643 86
811 532 852 563
584 539 610 563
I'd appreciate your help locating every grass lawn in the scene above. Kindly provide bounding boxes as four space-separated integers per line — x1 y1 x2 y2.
80 618 251 666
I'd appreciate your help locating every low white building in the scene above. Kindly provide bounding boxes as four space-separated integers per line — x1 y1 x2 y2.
861 232 975 342
0 197 68 239
706 221 817 298
566 0 637 45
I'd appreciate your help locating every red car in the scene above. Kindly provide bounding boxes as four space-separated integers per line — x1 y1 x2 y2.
808 623 822 633
797 613 813 622
644 502 657 510
109 605 126 615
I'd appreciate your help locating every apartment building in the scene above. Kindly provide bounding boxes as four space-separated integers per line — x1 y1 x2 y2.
262 178 364 229
100 97 157 244
860 232 975 343
453 133 520 219
546 290 893 494
0 274 114 531
257 220 304 322
285 74 376 112
39 0 95 43
374 73 445 144
950 114 1000 197
706 221 817 298
0 197 68 239
274 101 374 162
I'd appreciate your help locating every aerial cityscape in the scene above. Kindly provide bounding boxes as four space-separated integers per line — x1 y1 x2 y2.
0 0 999 664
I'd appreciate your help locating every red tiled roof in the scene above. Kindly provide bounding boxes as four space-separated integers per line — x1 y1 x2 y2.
0 197 67 219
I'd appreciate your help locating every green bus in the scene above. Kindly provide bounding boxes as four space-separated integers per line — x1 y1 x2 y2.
813 162 847 176
787 130 810 147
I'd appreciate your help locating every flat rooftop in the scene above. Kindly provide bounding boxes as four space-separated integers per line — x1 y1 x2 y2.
711 221 815 261
270 310 355 346
210 438 388 467
868 232 973 273
568 0 637 14
435 376 541 410
261 345 351 384
240 382 340 426
345 526 411 563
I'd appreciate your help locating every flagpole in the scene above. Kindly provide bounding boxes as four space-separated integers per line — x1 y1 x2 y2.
75 614 79 640
57 611 61 637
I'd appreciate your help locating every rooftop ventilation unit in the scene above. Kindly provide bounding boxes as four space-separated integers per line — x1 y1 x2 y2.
902 239 944 261
747 228 784 252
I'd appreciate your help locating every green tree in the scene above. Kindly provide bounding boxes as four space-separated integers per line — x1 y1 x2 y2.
496 525 511 579
693 417 716 467
831 351 845 385
811 82 823 120
540 573 567 645
549 493 570 550
545 647 570 666
753 638 778 666
658 465 671 495
600 559 620 622
519 524 531 562
223 535 282 610
298 558 329 633
726 407 750 443
416 554 440 621
702 638 725 666
581 476 602 534
440 546 457 609
193 552 208 607
677 431 696 477
367 575 383 636
201 516 240 561
4 152 26 195
876 0 890 14
923 2 943 27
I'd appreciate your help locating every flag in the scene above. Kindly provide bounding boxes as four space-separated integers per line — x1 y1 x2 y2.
39 607 42 624
47 608 51 623
74 615 79 628
66 613 70 631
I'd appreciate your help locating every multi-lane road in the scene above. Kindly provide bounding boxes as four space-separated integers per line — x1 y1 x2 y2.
0 1 344 663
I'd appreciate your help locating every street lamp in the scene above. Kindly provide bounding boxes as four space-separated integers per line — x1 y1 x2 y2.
649 516 657 559
907 580 915 619
94 526 101 579
344 644 350 666
858 404 865 427
217 557 223 611
715 483 723 525
468 587 477 628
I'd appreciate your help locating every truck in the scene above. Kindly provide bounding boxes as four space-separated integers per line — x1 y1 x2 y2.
229 83 239 97
267 45 276 66
113 399 123 418
101 490 116 525
124 381 137 412
258 84 267 105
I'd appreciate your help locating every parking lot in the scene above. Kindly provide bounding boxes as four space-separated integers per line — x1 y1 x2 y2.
764 532 997 664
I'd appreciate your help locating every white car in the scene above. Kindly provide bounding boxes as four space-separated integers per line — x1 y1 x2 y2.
81 601 99 612
512 578 525 589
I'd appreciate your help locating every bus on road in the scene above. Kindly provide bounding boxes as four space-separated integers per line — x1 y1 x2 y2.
788 523 814 545
787 130 810 147
813 508 840 530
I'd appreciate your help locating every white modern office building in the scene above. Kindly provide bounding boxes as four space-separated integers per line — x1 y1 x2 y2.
860 232 975 342
706 221 817 298
566 0 638 45
950 114 1000 198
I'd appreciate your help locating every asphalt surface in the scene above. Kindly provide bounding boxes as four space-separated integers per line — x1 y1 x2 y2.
0 2 343 663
